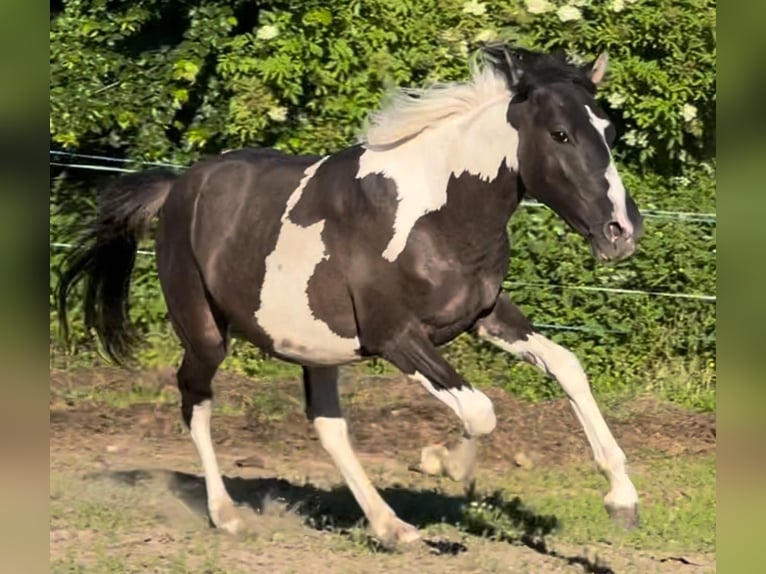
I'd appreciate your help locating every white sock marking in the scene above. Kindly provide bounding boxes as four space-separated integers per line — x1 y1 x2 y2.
411 371 496 436
478 327 638 508
313 417 397 526
189 401 234 516
256 157 360 364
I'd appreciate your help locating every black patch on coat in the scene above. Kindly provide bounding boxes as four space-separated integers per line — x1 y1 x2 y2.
306 259 358 339
291 145 400 339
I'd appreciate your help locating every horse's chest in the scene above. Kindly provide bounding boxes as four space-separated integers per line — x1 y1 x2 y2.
402 234 507 329
412 266 503 336
444 272 501 317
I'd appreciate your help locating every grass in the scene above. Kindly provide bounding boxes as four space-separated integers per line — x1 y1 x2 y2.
55 384 176 408
468 452 716 553
648 357 717 413
51 344 716 419
50 296 716 414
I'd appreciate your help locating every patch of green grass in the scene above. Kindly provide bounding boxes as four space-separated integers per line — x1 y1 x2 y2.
51 544 251 574
245 391 301 420
57 383 176 408
467 452 715 554
53 323 716 414
51 476 155 533
647 357 716 412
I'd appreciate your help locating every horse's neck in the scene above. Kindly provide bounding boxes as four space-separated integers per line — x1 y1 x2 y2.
357 97 518 193
357 99 520 262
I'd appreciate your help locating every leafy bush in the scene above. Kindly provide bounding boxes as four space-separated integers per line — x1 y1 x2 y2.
50 0 715 173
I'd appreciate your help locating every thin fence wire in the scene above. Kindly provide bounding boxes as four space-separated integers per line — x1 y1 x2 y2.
50 161 135 174
504 280 715 302
517 199 716 223
50 150 185 169
50 151 717 223
48 252 712 338
50 241 156 256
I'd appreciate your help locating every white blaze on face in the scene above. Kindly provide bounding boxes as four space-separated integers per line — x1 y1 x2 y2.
357 98 519 262
584 105 633 237
256 157 360 365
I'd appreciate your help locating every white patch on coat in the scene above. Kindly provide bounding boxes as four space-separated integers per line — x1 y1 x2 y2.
357 67 520 262
411 371 496 436
585 105 633 237
256 158 360 365
476 327 639 508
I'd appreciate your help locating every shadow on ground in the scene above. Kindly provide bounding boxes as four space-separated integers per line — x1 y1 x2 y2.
101 468 616 573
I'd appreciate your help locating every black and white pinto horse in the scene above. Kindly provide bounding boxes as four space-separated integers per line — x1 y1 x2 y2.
57 46 644 544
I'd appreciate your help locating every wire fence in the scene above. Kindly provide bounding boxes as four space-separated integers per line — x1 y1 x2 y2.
49 150 716 337
50 150 718 223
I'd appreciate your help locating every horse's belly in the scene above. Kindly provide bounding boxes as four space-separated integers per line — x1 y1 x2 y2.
270 331 360 365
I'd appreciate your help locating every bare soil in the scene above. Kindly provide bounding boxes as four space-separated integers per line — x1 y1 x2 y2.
50 367 716 573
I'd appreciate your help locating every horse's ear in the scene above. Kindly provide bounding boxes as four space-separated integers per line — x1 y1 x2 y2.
481 43 525 91
503 49 524 89
589 52 609 86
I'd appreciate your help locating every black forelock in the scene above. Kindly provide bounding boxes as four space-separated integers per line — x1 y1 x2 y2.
480 44 597 98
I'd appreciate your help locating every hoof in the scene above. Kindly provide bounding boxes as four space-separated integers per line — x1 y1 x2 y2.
410 443 476 483
606 503 639 530
211 502 244 535
376 516 422 546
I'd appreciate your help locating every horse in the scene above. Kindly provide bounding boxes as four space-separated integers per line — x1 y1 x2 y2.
56 45 644 545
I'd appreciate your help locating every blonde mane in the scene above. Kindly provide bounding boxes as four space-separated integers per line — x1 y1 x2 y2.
360 63 512 149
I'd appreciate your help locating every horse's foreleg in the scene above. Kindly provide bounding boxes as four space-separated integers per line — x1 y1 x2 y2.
475 294 639 529
383 327 497 492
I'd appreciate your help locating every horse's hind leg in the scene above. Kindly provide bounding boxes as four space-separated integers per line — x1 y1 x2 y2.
302 366 421 545
177 349 242 534
158 251 241 534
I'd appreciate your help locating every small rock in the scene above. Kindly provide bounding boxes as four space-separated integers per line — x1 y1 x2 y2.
50 529 71 543
513 451 533 470
106 444 120 453
235 455 266 468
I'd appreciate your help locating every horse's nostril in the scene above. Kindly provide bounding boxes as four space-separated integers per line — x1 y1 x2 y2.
604 221 624 243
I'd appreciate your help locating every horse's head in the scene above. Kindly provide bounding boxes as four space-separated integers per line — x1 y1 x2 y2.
487 46 644 262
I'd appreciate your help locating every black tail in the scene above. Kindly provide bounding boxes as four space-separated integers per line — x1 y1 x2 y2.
56 168 178 365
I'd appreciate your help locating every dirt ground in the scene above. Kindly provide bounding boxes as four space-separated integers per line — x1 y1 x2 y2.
50 367 716 573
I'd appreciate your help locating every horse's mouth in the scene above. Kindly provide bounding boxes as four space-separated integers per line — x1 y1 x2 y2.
589 235 637 263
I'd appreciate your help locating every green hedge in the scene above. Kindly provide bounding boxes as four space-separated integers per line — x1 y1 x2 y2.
50 0 716 409
51 0 715 173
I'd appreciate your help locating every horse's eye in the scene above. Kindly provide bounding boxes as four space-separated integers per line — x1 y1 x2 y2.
550 130 569 144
